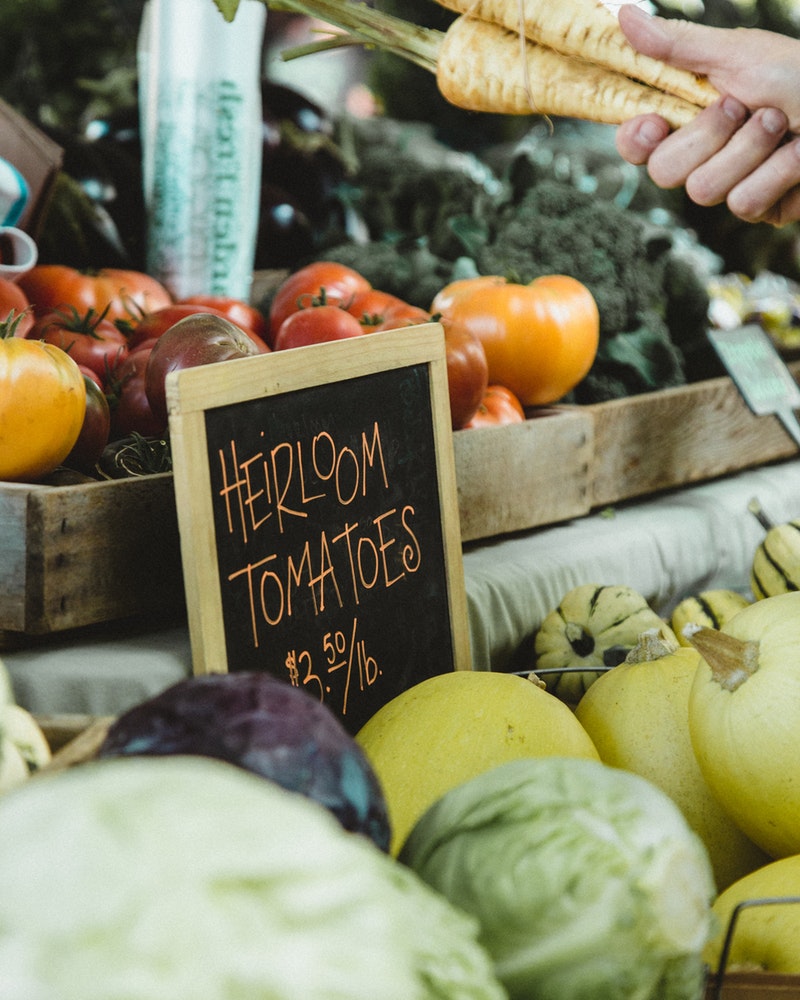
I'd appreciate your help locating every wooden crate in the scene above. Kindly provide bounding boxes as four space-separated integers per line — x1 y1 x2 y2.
452 360 800 541
36 713 113 771
0 472 183 638
2 363 798 637
453 406 593 542
586 364 800 508
705 972 800 998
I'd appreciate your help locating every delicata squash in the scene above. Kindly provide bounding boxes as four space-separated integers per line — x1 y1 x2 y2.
533 583 677 704
261 0 718 127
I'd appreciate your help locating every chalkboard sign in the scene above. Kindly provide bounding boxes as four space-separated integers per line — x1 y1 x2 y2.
166 324 471 734
707 324 800 448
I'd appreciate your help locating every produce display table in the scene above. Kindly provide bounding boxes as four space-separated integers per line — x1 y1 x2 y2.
5 458 800 718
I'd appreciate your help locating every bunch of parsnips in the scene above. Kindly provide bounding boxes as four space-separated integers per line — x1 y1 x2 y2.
261 0 718 127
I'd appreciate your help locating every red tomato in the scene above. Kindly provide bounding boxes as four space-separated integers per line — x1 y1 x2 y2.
437 274 599 407
129 337 160 356
346 289 407 332
110 346 165 439
178 295 267 340
128 303 270 353
273 304 365 351
17 265 172 325
0 277 33 337
464 385 526 429
29 308 129 383
375 302 432 331
77 364 104 389
444 324 489 430
145 314 262 427
63 374 111 474
268 262 370 346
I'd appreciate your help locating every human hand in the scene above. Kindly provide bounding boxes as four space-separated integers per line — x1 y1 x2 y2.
615 3 800 225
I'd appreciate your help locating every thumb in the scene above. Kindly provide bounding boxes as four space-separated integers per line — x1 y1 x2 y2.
618 4 744 81
618 4 800 131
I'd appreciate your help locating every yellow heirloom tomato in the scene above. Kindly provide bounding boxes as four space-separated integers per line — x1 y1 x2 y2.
433 274 599 407
0 331 86 482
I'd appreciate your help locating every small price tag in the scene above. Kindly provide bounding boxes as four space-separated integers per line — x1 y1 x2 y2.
706 324 800 449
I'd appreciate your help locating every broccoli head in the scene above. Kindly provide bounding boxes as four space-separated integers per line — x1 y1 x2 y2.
319 238 457 309
474 181 663 338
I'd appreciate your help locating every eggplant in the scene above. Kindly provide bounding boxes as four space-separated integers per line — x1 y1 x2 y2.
37 113 146 270
254 183 315 269
97 672 392 852
259 81 349 264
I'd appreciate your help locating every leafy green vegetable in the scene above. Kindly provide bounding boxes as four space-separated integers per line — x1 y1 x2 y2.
0 755 507 1000
0 658 10 751
399 756 716 1000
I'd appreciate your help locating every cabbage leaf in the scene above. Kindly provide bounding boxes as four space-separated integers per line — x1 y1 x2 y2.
400 756 716 1000
0 755 506 1000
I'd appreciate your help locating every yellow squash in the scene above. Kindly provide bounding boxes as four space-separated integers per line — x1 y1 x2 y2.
688 592 800 859
356 670 598 854
705 855 800 974
575 630 769 892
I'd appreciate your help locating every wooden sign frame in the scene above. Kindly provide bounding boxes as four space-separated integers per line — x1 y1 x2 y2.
166 323 471 732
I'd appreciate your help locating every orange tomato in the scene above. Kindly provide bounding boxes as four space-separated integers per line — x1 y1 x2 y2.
430 275 507 317
464 384 525 429
435 274 599 407
0 334 86 481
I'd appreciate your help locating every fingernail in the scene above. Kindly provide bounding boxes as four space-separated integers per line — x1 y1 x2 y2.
639 118 668 144
720 95 748 123
761 107 787 135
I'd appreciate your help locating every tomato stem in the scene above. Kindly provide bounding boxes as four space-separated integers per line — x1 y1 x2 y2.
0 309 32 339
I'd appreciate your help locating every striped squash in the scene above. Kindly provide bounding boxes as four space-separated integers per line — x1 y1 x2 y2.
670 589 751 646
750 518 800 600
533 583 676 705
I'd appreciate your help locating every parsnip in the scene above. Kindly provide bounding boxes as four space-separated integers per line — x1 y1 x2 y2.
436 15 702 126
269 0 705 127
434 0 719 108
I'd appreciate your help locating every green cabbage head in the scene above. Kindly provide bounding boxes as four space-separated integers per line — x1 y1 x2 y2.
399 756 716 1000
0 655 11 734
0 755 507 1000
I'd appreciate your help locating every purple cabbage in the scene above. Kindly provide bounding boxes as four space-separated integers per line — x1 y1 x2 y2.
98 672 391 852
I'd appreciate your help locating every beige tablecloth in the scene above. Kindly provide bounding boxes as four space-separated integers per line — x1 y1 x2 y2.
6 459 800 718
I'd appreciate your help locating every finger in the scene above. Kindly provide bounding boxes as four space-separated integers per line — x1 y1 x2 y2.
615 114 671 166
766 183 800 227
645 95 749 189
725 135 800 224
618 3 764 99
618 4 730 73
685 107 789 207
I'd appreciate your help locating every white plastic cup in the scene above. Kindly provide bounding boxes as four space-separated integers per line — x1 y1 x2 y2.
0 227 38 277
